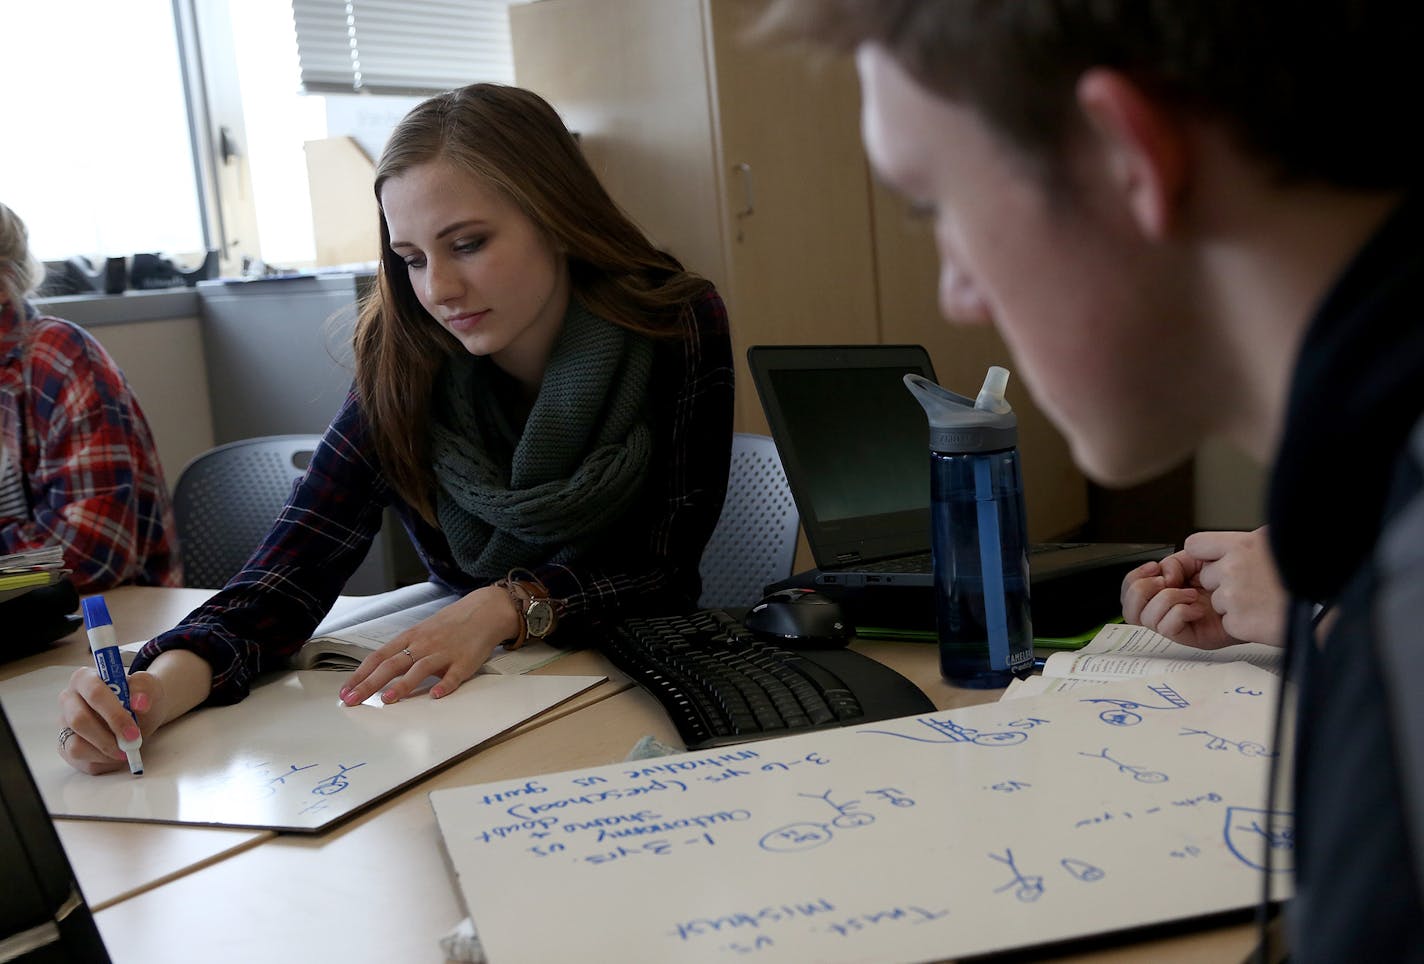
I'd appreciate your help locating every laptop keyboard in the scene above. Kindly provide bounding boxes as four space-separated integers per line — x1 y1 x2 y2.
1031 542 1089 553
600 609 935 750
856 552 932 573
852 543 1089 574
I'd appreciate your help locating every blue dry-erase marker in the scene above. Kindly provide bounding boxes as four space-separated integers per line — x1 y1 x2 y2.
82 596 144 775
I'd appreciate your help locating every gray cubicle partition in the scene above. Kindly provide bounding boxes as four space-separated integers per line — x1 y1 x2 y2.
196 275 363 442
196 274 422 594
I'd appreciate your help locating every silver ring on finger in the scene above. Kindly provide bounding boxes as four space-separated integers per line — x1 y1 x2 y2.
58 726 77 753
400 647 415 666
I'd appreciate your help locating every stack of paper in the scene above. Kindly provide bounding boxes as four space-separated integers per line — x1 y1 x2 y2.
0 545 68 604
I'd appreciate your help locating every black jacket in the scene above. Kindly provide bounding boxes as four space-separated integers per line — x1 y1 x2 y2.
1269 193 1424 959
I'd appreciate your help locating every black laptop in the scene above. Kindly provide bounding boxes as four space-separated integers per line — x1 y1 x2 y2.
747 344 1172 635
0 703 111 962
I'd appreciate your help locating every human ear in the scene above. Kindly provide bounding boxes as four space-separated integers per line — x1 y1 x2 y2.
1075 68 1188 239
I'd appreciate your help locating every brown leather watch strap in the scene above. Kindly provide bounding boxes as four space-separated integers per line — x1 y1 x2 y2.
518 579 559 640
494 570 565 649
493 578 531 650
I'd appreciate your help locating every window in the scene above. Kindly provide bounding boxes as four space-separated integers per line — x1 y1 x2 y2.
229 0 329 266
0 0 525 274
292 0 515 96
0 0 206 261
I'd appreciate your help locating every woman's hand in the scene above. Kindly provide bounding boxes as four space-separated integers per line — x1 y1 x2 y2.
1120 527 1285 649
340 585 521 705
57 667 161 774
56 648 214 774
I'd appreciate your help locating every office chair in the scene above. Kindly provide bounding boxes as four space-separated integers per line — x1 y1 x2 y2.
172 435 323 590
697 433 800 609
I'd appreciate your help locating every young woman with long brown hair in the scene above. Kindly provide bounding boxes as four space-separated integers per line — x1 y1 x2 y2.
57 84 733 774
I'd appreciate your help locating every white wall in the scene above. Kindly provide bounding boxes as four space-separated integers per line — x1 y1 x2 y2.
1194 439 1267 531
87 317 216 489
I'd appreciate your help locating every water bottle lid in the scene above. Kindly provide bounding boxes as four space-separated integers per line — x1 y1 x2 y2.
903 371 1018 453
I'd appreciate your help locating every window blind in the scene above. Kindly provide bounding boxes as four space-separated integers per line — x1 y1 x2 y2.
292 0 514 96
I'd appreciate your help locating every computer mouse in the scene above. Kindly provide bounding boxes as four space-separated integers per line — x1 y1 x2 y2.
743 588 853 648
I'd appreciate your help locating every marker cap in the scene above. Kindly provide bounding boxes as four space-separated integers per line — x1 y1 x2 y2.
81 596 113 629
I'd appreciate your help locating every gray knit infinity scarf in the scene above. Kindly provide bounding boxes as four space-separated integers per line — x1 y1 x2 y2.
430 299 654 580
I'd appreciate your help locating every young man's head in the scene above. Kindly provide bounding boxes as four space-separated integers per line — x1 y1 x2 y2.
766 2 1418 483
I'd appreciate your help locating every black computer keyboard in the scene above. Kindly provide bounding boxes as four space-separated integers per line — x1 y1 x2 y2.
600 609 936 750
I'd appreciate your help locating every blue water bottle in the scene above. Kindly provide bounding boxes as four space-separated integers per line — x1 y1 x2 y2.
905 367 1034 688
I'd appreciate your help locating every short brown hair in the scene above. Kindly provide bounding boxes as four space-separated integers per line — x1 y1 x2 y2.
762 0 1423 190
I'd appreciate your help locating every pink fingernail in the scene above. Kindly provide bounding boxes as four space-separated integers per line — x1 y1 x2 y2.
431 687 444 699
122 725 141 742
339 686 352 700
132 693 151 712
382 690 397 703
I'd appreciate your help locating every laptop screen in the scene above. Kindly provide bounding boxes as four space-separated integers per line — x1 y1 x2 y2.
749 345 936 567
767 366 928 522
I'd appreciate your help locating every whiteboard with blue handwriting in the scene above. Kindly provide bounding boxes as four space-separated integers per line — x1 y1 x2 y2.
430 662 1291 963
0 665 602 832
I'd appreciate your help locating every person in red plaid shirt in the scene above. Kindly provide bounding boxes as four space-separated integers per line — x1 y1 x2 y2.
0 202 179 593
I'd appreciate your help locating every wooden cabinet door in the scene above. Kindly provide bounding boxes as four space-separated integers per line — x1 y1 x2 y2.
706 0 881 432
511 0 728 290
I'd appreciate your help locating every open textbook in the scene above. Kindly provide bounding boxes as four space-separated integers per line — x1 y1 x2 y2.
1003 622 1284 700
121 582 565 676
295 581 565 675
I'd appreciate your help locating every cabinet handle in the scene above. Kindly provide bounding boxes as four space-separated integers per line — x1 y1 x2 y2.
733 162 755 242
733 162 755 220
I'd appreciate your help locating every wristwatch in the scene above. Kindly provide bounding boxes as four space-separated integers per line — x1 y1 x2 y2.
520 580 559 640
495 572 562 650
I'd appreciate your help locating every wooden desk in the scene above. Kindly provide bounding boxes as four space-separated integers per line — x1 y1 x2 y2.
2 587 629 915
850 637 1003 712
1 587 276 911
0 586 218 682
90 626 1256 963
16 588 1256 962
94 690 682 962
94 690 1258 964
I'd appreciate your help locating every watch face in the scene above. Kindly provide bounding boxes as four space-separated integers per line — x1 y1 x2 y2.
525 598 556 637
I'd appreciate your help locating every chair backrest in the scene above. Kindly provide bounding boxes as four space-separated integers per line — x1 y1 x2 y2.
698 433 800 609
172 435 321 589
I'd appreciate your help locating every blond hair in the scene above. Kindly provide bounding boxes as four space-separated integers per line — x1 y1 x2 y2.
0 203 45 306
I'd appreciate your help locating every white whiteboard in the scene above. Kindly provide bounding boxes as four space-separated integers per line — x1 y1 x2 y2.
0 665 602 832
431 663 1292 963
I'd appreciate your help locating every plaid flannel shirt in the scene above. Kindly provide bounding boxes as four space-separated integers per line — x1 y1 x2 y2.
0 301 180 591
133 288 733 703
